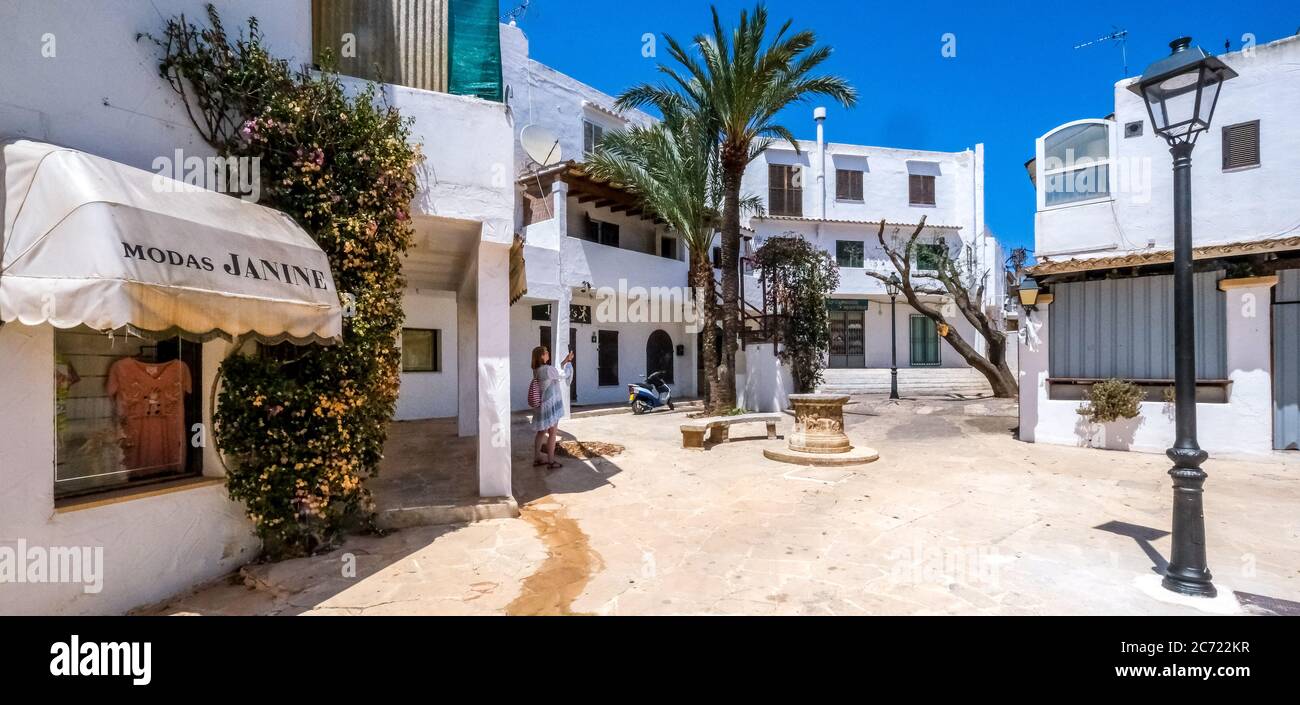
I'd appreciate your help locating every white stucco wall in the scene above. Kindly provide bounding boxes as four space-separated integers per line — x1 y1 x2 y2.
738 344 794 413
499 22 654 180
743 140 984 235
0 0 312 170
1033 35 1300 261
749 218 986 368
735 113 1004 378
509 298 697 410
1018 278 1276 455
0 0 522 611
395 289 459 420
0 323 260 615
858 297 978 369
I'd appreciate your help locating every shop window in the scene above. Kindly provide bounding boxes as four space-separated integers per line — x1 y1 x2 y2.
402 329 440 372
54 328 201 499
597 330 619 386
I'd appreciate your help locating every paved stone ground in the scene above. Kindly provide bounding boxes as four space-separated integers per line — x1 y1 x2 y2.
146 396 1300 616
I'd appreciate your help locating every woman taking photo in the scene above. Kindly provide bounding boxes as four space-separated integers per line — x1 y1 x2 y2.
530 345 574 469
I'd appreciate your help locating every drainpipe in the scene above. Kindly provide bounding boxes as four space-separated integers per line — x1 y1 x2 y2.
814 107 827 220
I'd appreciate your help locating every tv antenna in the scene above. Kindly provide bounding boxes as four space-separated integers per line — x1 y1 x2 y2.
1074 28 1130 77
501 0 531 25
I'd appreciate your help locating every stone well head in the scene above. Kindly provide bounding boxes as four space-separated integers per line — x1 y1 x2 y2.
787 394 852 454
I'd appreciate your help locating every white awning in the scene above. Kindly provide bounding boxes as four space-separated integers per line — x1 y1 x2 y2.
1 140 341 344
905 160 943 177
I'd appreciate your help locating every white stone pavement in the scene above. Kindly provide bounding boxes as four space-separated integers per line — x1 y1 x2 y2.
144 396 1300 616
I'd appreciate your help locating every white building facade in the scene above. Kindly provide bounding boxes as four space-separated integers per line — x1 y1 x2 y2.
741 111 1006 381
1020 34 1300 455
502 23 700 412
0 0 515 614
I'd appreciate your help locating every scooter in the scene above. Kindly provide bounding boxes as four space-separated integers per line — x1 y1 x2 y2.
628 370 674 414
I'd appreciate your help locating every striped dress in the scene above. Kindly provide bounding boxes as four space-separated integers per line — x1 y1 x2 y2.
531 362 573 432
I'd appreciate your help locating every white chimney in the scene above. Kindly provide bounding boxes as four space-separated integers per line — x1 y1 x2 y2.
814 107 827 220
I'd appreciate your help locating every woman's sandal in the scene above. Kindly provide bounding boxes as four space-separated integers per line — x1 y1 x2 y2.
546 461 563 470
533 459 548 467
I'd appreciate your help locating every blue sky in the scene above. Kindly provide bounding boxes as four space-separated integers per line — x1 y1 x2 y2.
511 0 1297 255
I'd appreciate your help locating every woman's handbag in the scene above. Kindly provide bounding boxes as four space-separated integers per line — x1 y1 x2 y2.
528 378 542 409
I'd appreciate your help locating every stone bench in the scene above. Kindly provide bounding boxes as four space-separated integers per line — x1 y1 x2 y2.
680 413 782 450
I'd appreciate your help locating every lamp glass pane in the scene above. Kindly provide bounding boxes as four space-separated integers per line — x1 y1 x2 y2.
1146 67 1202 137
1196 71 1223 129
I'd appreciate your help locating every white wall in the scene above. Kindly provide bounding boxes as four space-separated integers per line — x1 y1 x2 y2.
751 218 964 298
740 113 1001 319
1033 35 1300 261
744 141 982 235
738 344 794 412
1018 278 1276 455
392 83 515 244
860 298 978 369
0 324 260 615
509 299 697 410
0 0 312 170
499 22 654 181
395 289 459 420
0 0 521 611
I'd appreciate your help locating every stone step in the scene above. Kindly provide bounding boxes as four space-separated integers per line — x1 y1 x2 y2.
817 368 993 396
375 497 520 530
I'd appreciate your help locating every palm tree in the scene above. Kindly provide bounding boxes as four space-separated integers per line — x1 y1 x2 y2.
617 3 855 410
585 107 728 406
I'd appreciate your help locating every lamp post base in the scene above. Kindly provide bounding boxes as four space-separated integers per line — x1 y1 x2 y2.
1163 448 1216 598
1161 573 1218 598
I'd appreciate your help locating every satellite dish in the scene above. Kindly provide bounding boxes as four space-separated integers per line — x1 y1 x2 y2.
520 124 563 167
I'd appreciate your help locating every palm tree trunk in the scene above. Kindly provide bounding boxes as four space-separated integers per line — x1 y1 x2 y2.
691 251 721 407
716 161 743 412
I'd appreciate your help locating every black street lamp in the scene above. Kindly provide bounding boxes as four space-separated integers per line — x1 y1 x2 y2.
886 273 901 400
1129 37 1237 598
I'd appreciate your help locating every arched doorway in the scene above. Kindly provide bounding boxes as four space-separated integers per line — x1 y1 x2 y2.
647 329 674 383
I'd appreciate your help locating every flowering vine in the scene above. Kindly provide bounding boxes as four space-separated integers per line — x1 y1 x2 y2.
147 5 419 557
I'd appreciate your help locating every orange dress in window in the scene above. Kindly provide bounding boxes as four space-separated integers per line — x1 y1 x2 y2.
106 358 192 473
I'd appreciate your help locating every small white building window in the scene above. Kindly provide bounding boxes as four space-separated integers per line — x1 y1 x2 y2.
401 329 440 373
583 120 606 156
1036 119 1114 210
